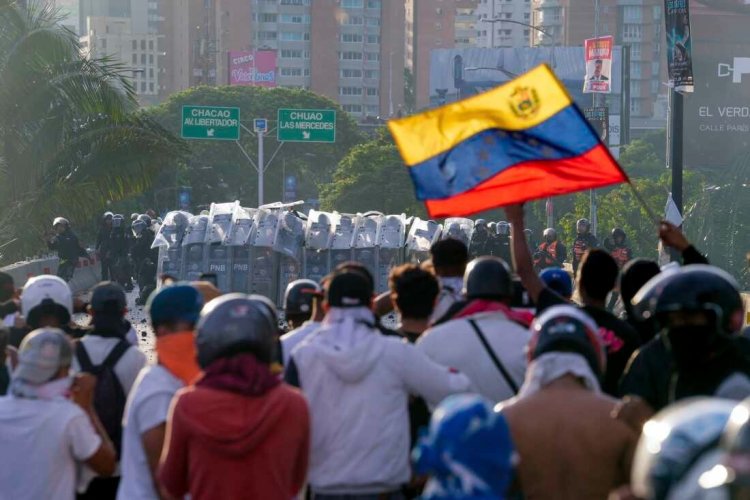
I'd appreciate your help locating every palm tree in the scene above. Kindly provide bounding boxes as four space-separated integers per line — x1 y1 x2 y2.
0 0 185 262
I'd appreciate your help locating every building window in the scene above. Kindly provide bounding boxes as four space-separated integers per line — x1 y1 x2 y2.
524 12 530 20
622 5 642 22
259 31 278 40
260 13 278 22
341 68 363 78
141 54 146 64
149 82 154 92
132 40 137 50
342 0 364 7
279 31 304 41
366 87 378 96
132 54 137 64
281 67 303 76
366 34 380 43
344 15 364 25
366 105 379 114
622 24 642 41
279 14 309 23
436 7 443 14
653 6 661 20
340 51 363 60
340 86 363 96
367 0 381 7
343 104 363 113
366 17 380 26
148 40 154 50
630 98 641 114
364 69 379 78
630 42 641 59
280 49 303 58
365 52 379 61
140 82 146 92
341 33 364 42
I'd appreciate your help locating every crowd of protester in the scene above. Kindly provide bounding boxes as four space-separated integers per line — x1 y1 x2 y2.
1 202 750 499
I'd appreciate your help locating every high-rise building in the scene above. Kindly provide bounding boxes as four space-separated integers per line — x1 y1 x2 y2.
78 0 130 35
79 16 160 106
158 0 405 120
533 0 666 120
405 0 479 110
475 0 533 48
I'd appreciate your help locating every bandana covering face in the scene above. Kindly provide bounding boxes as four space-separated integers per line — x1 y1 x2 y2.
10 375 73 400
156 332 201 385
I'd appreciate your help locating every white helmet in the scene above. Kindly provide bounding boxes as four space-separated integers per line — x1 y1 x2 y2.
21 275 73 319
52 217 69 228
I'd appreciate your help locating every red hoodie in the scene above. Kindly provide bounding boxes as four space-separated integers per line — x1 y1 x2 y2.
159 383 310 500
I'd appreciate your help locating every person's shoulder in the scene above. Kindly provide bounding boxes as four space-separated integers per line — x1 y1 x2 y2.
132 364 182 398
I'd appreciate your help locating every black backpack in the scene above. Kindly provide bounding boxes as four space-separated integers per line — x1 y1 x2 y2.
76 339 130 457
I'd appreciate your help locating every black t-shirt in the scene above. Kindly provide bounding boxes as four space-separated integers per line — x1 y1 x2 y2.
534 287 641 396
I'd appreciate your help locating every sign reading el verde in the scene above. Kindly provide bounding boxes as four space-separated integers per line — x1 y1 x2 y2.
277 109 336 143
182 106 240 140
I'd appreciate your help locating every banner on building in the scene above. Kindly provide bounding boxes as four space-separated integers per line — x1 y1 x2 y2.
583 106 610 145
583 36 613 94
228 50 277 87
665 0 694 93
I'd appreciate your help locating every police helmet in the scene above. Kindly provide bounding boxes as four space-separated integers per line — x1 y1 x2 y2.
528 305 605 379
612 227 626 240
496 221 510 236
196 294 278 367
52 217 69 228
137 214 152 227
131 219 147 236
284 279 322 316
576 218 590 234
543 228 557 241
463 256 513 299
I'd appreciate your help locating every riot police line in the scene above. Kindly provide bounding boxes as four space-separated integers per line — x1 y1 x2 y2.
152 201 517 307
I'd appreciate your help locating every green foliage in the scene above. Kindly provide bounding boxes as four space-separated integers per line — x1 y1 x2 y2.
0 0 184 262
143 86 364 211
320 129 425 216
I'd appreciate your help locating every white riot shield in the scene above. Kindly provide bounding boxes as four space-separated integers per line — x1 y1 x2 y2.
153 211 191 284
227 206 257 293
204 202 237 292
375 214 406 293
250 209 280 302
275 211 305 307
180 215 210 282
303 210 334 284
330 213 355 270
352 215 380 287
441 217 474 247
406 218 442 264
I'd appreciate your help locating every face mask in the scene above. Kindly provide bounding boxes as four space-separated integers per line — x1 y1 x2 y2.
666 325 717 370
37 376 74 400
156 332 201 385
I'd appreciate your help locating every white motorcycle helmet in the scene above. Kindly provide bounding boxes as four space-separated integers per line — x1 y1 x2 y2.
631 397 736 500
21 275 74 328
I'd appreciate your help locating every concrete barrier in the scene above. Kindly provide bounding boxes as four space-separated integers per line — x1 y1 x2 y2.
1 254 101 294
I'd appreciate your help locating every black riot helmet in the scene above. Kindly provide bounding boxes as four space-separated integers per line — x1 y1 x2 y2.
543 227 557 243
612 227 626 243
284 279 322 316
195 294 278 367
496 221 510 236
462 256 513 300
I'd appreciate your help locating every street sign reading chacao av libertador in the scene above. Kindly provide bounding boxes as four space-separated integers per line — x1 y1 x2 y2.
181 105 241 140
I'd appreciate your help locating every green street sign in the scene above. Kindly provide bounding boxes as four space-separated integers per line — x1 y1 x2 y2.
181 105 240 140
277 108 336 143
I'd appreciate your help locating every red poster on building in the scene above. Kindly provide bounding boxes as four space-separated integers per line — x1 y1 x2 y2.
583 36 613 94
228 50 277 87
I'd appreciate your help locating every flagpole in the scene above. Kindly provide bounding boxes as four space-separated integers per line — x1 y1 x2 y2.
626 181 660 225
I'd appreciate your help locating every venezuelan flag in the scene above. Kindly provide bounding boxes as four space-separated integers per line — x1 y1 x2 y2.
388 64 628 218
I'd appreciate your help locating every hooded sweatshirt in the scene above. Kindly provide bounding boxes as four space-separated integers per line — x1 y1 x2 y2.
287 307 471 495
158 382 310 500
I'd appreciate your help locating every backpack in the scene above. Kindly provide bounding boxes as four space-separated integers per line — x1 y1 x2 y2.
75 339 130 456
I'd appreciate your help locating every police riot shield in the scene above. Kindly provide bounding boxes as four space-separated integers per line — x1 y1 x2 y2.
180 214 210 282
204 202 237 292
330 213 355 270
250 209 280 302
375 214 406 293
406 218 442 264
441 217 474 247
274 211 306 307
303 210 334 284
226 205 257 293
152 211 192 285
352 214 380 287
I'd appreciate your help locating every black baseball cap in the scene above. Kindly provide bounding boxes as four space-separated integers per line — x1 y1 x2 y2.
326 271 373 308
90 281 127 312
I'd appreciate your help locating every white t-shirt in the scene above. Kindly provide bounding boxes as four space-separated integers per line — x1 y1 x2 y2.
72 336 147 395
117 365 183 500
0 396 101 500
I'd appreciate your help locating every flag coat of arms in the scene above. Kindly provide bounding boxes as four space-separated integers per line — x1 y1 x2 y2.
388 64 628 218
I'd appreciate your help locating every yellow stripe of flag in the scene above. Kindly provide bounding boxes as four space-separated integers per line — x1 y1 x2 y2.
388 64 573 167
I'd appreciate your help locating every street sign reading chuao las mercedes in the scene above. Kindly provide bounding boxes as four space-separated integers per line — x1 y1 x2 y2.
181 105 240 140
277 108 336 143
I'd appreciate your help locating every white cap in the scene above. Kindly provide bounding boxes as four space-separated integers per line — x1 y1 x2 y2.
21 275 73 316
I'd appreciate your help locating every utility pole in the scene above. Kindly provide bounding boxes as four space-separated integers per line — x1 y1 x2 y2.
589 0 601 237
257 127 265 206
668 90 684 217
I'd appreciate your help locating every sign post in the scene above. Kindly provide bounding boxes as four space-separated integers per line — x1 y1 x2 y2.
277 109 336 143
181 106 240 140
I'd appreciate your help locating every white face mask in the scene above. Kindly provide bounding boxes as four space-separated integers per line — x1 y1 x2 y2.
12 375 73 400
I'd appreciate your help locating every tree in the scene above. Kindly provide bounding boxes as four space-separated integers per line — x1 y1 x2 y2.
0 0 183 262
320 129 425 216
143 86 364 211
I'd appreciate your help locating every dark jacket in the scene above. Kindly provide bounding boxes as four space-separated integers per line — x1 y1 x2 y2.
48 228 87 262
571 234 599 271
130 228 158 264
619 335 750 412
